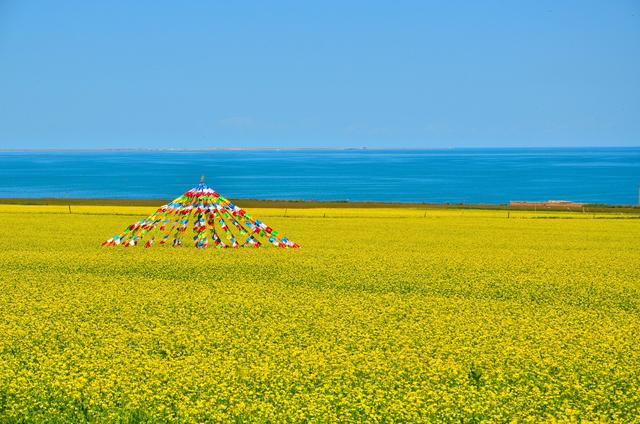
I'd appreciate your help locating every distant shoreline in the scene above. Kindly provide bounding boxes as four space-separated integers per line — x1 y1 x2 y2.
0 197 638 213
1 146 638 153
1 147 427 152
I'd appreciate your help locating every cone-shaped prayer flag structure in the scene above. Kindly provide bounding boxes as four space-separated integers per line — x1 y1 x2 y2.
103 178 299 249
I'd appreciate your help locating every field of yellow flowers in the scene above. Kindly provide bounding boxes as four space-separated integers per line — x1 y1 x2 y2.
0 205 639 421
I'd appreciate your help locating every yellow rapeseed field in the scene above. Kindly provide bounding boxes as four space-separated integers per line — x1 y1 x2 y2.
0 205 639 421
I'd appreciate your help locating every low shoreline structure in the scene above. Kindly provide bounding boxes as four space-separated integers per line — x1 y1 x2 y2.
0 197 638 213
509 200 587 208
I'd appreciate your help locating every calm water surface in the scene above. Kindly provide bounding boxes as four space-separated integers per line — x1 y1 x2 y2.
0 148 638 204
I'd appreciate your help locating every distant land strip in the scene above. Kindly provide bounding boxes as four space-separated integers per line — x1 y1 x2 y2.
1 147 637 152
0 147 446 152
0 198 638 213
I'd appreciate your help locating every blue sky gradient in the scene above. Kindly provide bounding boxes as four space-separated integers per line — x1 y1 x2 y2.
1 1 638 148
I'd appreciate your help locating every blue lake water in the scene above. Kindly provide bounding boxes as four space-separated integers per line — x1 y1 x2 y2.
0 148 638 204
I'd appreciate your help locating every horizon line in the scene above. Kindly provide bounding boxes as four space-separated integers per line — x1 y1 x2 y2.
1 145 639 153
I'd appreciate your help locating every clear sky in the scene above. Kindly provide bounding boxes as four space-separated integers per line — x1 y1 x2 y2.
0 1 638 149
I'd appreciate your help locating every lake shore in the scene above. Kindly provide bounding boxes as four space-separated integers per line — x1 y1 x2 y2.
0 197 638 213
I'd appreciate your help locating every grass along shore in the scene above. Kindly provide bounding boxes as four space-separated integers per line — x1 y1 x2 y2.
0 197 639 214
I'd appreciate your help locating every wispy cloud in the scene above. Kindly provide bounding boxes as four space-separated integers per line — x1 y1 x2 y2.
216 116 256 129
345 123 391 137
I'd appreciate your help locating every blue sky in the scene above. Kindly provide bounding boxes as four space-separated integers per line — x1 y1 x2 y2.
0 1 638 149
